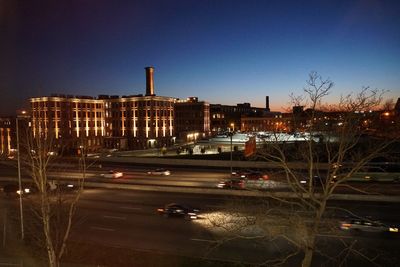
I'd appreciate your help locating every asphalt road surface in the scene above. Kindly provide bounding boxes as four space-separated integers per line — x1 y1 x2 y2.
1 160 400 194
43 190 400 264
2 183 399 265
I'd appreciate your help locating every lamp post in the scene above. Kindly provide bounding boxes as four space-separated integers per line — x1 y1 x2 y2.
228 123 234 177
16 116 24 240
230 132 233 176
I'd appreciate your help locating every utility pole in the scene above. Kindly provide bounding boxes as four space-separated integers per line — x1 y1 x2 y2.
16 117 24 240
230 133 233 176
228 123 234 177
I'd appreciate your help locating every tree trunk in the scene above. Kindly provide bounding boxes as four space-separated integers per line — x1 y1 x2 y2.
301 226 317 267
42 197 59 267
44 217 59 267
302 244 314 267
302 199 327 267
47 248 58 267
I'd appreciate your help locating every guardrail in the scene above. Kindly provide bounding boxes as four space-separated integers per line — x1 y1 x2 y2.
99 156 331 170
0 258 23 267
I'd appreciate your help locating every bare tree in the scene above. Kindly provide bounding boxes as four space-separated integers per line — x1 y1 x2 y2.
20 128 87 267
204 72 398 266
382 98 395 111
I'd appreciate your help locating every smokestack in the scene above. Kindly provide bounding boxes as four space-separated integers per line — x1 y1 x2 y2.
265 96 270 112
145 66 155 96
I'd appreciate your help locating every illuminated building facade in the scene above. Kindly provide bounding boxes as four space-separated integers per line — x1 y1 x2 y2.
29 67 175 152
30 95 106 151
174 97 210 142
101 94 175 149
0 117 14 156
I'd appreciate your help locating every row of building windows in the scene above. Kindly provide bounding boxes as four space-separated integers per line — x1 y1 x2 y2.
111 120 173 127
31 100 175 109
108 100 173 108
33 119 174 130
31 111 105 119
111 110 173 118
32 101 104 109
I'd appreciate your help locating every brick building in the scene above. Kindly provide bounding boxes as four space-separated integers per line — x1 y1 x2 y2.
174 97 210 142
0 117 14 156
29 67 175 152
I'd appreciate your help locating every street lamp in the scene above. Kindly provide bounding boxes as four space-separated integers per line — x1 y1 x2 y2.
15 110 29 240
230 133 233 176
230 122 235 132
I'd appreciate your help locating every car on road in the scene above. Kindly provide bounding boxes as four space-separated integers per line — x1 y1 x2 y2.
48 180 76 192
217 178 245 189
333 163 400 183
246 171 269 180
86 153 100 158
232 170 269 180
299 175 330 186
2 183 37 196
147 168 171 176
340 218 399 233
157 203 199 220
102 170 124 178
231 170 249 178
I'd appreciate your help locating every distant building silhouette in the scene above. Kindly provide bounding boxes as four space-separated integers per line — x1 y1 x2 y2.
395 97 400 115
210 103 265 133
174 97 210 143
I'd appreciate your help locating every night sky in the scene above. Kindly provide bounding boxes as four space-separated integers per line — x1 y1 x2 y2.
1 0 399 116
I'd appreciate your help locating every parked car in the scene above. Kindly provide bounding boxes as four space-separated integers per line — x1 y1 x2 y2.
157 203 199 220
340 218 398 233
102 170 123 178
217 178 245 189
147 168 171 176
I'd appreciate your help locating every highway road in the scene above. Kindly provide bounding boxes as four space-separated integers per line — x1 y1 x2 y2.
52 190 400 265
0 159 229 187
0 142 398 265
1 157 400 265
71 189 271 264
1 183 399 265
1 160 400 195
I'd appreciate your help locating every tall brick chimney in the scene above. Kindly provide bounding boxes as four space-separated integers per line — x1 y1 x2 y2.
145 66 155 96
265 96 270 112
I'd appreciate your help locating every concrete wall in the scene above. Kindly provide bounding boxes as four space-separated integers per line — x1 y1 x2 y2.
100 156 329 170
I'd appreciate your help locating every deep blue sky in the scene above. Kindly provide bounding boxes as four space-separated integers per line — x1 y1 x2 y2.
1 0 399 115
